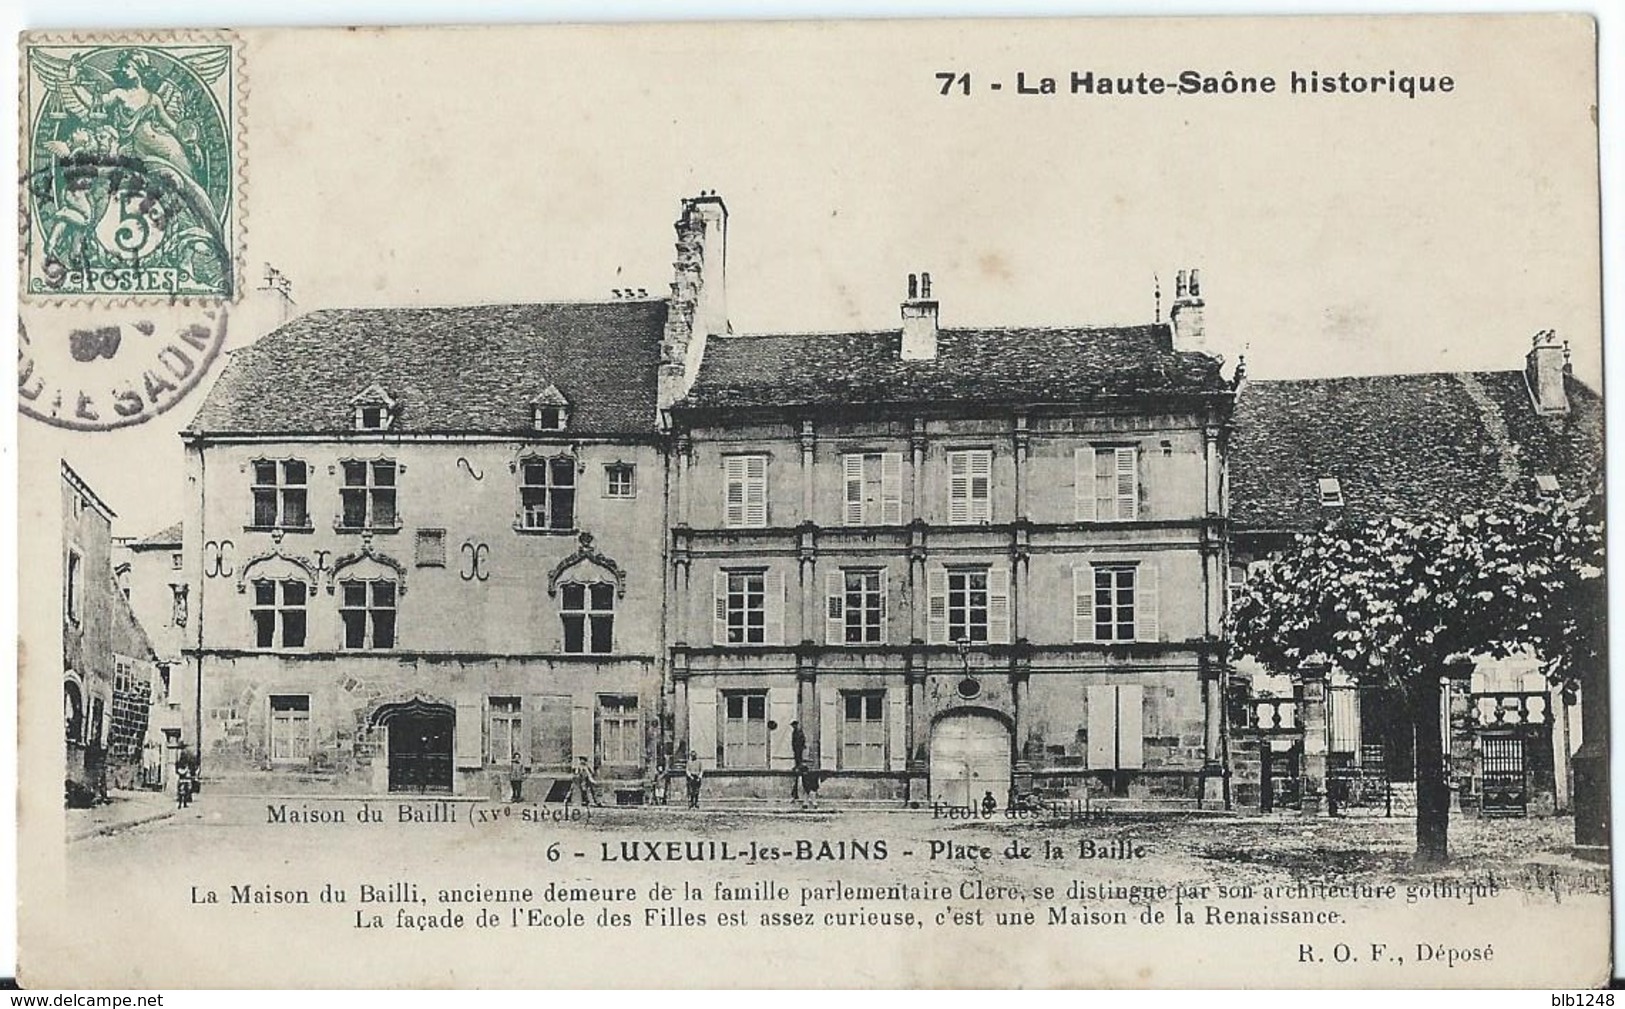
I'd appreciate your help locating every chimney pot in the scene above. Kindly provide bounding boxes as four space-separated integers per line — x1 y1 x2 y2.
1526 329 1570 414
921 272 932 299
908 273 918 299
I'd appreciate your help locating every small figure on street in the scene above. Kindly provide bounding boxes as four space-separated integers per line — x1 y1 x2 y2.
800 764 820 808
565 755 603 808
790 721 806 802
508 749 527 803
981 789 998 815
175 760 193 809
685 751 704 809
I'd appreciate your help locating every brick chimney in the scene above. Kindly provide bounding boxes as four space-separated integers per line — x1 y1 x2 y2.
900 271 938 361
1525 329 1570 415
658 191 729 413
1169 268 1206 353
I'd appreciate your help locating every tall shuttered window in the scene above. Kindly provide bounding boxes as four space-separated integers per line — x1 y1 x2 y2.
947 450 992 525
723 455 768 528
1076 446 1138 521
842 452 903 525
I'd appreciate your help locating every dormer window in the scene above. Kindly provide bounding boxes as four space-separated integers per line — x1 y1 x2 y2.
350 383 396 432
530 384 570 432
1317 477 1344 509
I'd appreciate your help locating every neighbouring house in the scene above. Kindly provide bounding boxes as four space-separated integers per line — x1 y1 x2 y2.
115 522 187 791
668 249 1235 805
1227 331 1605 816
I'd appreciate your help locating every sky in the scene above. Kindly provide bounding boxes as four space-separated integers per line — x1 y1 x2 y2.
21 15 1604 541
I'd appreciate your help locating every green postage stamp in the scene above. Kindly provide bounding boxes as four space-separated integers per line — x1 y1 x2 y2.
21 34 241 300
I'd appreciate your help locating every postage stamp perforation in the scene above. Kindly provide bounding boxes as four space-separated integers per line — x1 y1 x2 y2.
19 28 246 305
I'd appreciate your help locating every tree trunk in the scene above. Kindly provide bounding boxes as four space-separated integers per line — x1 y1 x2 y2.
1411 678 1450 866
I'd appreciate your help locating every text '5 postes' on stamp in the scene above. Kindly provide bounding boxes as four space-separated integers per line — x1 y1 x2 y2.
18 32 243 432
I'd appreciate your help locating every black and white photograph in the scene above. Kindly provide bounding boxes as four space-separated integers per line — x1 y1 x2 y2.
14 14 1611 989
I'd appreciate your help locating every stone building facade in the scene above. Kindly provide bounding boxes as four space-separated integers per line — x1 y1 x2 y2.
667 260 1235 804
1226 333 1605 815
176 280 720 795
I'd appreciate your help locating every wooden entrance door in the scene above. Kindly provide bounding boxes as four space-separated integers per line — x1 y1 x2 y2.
386 706 454 793
929 712 1011 809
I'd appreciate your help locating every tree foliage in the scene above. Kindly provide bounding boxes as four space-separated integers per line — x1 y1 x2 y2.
1231 488 1604 701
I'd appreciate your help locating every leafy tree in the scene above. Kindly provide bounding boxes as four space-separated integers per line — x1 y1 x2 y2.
1231 489 1603 865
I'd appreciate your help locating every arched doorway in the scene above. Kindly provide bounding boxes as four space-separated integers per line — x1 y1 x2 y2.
373 699 454 793
930 710 1012 809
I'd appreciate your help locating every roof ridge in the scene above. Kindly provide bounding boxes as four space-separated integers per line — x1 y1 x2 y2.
1247 368 1523 386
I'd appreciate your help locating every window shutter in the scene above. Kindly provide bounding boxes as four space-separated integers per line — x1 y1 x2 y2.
1116 447 1138 520
764 568 786 645
970 450 992 523
987 565 1011 644
948 452 969 524
1075 448 1096 521
880 453 903 524
819 686 840 770
768 687 798 770
1085 685 1115 770
843 455 865 525
745 455 768 527
825 569 845 645
878 568 890 642
455 698 484 769
712 570 729 646
926 566 948 644
887 686 907 771
724 456 746 526
1073 564 1093 643
571 698 594 763
688 686 717 770
1117 685 1145 769
516 698 533 762
1136 561 1160 642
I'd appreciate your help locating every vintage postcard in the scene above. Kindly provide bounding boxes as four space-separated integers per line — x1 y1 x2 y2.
15 16 1609 988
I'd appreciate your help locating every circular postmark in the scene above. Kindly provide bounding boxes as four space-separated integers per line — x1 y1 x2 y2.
18 303 228 431
24 44 235 298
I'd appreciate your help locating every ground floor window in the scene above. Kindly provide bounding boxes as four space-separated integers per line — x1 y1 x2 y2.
722 691 768 768
269 695 312 763
599 695 640 766
489 697 522 762
841 691 886 769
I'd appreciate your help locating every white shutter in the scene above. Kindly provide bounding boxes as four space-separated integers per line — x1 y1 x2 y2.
887 686 907 771
826 569 845 645
987 565 1011 644
880 453 903 524
1075 448 1096 521
970 450 992 523
1136 561 1160 642
764 568 785 645
768 687 798 770
1073 564 1094 643
455 698 484 769
878 568 890 644
712 570 729 646
948 451 970 524
744 455 768 527
1118 685 1145 769
843 454 865 525
1086 686 1115 770
820 686 840 770
689 686 717 770
571 698 594 763
1116 447 1138 520
724 456 746 526
926 566 948 644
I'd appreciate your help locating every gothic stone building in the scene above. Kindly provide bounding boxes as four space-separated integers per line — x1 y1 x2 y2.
1227 332 1605 815
667 264 1235 805
179 296 695 796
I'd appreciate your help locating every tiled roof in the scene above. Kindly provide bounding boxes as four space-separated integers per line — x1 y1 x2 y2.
678 324 1228 411
188 301 668 436
133 522 182 548
1230 371 1603 532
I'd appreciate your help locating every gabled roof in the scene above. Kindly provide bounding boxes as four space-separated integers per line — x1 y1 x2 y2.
676 324 1227 413
1230 370 1603 532
187 300 668 436
132 522 182 549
